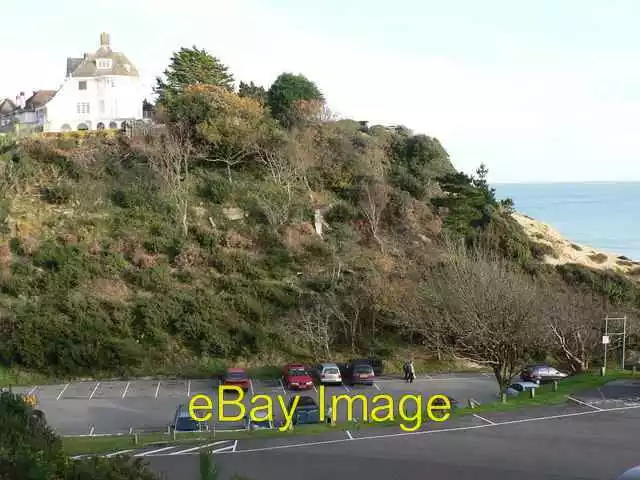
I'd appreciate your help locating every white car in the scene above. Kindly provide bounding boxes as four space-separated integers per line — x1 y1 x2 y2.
313 363 342 385
618 466 640 479
505 381 540 397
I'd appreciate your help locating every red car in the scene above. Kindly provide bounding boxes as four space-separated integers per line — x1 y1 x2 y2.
221 367 251 392
283 364 314 390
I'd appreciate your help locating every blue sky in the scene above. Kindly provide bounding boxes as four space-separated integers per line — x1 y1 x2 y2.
2 0 640 183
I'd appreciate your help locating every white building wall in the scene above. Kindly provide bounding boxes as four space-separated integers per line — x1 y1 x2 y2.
44 74 144 132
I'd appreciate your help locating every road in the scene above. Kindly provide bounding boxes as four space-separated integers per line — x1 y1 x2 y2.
142 400 640 480
9 373 500 435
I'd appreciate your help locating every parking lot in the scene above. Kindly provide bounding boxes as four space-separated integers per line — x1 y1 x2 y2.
9 374 499 435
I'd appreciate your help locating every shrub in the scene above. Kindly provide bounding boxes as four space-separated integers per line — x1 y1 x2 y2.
40 183 73 204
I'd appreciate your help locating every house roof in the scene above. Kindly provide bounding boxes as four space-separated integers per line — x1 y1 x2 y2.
25 90 57 110
0 98 18 115
68 32 139 78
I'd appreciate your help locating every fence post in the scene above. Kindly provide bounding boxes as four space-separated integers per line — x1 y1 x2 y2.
529 388 535 399
633 366 637 377
500 393 507 404
553 381 558 392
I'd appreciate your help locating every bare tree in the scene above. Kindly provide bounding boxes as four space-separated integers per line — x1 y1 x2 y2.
544 288 606 373
359 178 390 252
294 298 334 360
422 237 545 393
141 130 193 237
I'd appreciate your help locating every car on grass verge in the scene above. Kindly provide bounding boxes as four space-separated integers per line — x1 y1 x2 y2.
505 381 540 397
520 364 568 384
284 395 330 426
171 404 209 432
341 362 375 386
283 364 314 390
221 367 251 392
244 410 275 430
618 465 640 479
312 363 342 385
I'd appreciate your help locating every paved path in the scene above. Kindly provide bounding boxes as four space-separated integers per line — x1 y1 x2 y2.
10 373 499 435
140 401 640 480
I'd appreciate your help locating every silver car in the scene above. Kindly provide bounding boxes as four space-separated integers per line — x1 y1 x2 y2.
313 363 342 385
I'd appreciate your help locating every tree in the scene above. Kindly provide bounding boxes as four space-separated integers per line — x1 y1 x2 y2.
0 392 159 479
172 85 273 183
238 81 267 105
138 130 193 237
422 237 545 393
544 288 607 373
358 178 390 252
155 46 234 106
267 73 324 128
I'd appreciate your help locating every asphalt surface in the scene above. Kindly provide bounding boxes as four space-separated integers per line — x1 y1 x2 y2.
140 400 640 480
9 373 500 435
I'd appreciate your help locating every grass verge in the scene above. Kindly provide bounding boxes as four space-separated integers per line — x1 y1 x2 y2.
62 369 637 456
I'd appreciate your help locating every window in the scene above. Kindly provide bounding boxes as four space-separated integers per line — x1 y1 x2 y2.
96 122 105 130
77 123 89 131
76 102 90 114
96 58 112 69
78 81 87 90
60 124 71 132
108 121 118 129
110 79 116 87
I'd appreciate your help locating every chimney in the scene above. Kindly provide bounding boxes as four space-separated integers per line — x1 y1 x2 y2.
100 32 110 48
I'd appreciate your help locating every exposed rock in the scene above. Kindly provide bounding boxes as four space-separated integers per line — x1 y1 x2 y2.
222 207 245 221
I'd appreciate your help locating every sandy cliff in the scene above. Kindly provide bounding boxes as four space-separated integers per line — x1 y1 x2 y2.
512 213 640 279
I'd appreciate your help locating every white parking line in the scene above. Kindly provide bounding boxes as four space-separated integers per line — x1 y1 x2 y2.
346 430 353 440
250 380 255 396
135 446 176 457
473 413 495 425
232 440 238 452
212 444 236 453
122 381 130 399
56 383 69 400
279 378 287 396
482 372 492 378
104 449 133 458
185 403 640 456
89 382 100 400
187 380 191 397
312 384 318 393
154 381 161 399
169 441 228 455
89 426 95 436
373 383 381 391
568 396 603 411
27 385 38 395
343 384 351 394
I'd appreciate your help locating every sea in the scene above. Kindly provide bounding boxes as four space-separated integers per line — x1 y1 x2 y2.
493 182 640 262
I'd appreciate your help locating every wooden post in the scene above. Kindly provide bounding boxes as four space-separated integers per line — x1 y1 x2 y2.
529 388 535 399
501 393 507 404
553 381 558 392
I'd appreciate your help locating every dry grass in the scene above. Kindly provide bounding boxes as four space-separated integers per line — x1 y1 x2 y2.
588 253 608 264
224 230 254 249
86 278 131 303
0 244 12 266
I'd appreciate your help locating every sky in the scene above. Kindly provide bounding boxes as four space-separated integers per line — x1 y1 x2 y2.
2 0 640 183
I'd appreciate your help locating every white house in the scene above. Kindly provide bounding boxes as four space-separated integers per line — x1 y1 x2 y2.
42 32 145 132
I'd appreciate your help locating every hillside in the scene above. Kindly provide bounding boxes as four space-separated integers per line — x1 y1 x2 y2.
0 58 638 380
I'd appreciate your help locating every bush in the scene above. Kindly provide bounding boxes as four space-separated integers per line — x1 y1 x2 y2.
41 183 73 204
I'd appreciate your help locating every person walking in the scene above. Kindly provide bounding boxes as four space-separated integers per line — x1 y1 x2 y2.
408 361 416 384
402 361 410 382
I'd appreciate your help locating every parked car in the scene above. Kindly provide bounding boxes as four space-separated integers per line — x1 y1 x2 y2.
286 395 327 425
171 404 209 432
618 466 640 479
341 362 375 386
520 364 568 384
220 367 251 392
283 364 314 390
348 358 384 376
312 363 343 385
244 410 274 430
506 381 540 397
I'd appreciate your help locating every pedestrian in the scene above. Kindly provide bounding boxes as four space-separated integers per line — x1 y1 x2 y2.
402 361 409 382
408 361 416 384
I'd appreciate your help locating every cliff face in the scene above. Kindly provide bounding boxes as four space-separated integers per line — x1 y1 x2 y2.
513 213 640 280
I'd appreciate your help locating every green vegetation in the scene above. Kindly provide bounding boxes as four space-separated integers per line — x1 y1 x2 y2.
0 44 638 384
0 391 158 479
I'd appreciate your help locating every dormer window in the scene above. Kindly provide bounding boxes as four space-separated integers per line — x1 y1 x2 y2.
96 58 112 69
123 64 131 73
